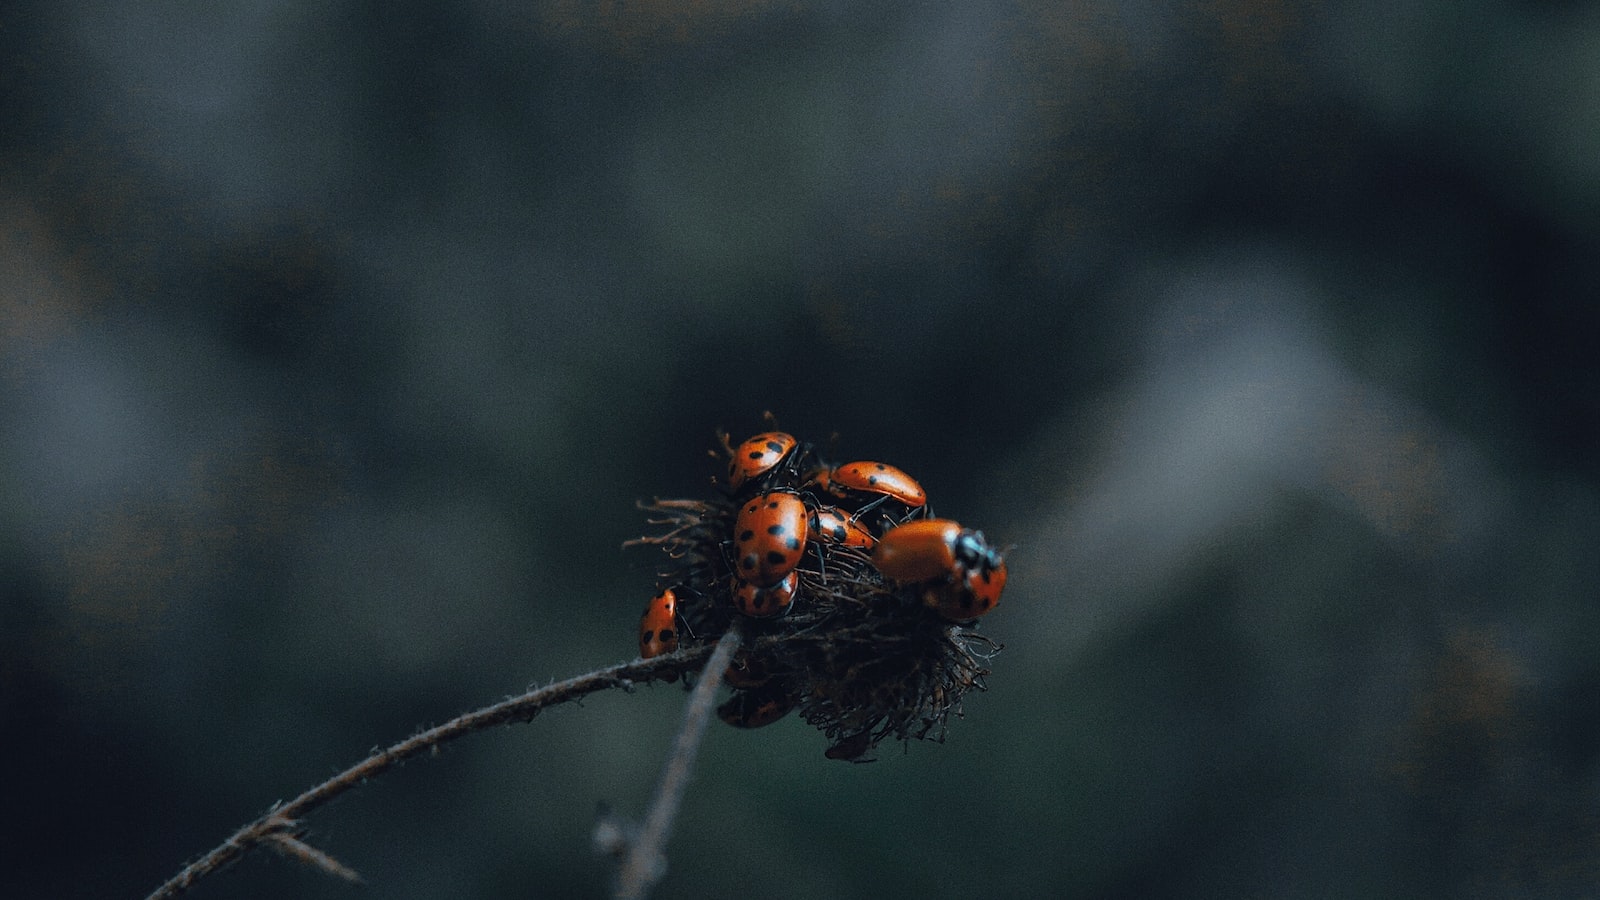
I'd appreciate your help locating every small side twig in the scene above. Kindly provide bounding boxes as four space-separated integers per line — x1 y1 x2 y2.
146 648 710 900
263 831 364 884
613 626 743 900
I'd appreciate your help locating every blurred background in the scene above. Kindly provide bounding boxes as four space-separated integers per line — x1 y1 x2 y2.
3 1 1598 897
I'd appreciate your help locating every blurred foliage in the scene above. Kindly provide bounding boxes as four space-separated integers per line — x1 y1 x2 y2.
2 0 1598 897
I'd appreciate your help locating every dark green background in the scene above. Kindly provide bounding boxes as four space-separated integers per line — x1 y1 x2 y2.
3 2 1597 897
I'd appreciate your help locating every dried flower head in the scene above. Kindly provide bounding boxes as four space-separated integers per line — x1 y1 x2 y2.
628 428 1005 762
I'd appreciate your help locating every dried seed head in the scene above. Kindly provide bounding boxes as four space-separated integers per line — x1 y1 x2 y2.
629 430 1005 761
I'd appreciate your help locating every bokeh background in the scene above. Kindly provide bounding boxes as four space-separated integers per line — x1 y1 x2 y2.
4 1 1599 897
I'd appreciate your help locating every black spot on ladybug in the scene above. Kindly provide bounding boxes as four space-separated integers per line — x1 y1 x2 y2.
765 550 788 566
767 524 786 536
830 525 846 540
765 440 783 452
752 593 766 610
660 627 675 641
741 554 758 571
739 529 755 542
641 629 655 642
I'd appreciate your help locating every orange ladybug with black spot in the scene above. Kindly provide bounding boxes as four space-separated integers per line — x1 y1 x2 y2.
871 518 1007 620
724 431 798 491
732 569 799 618
812 460 927 508
732 490 809 587
806 504 877 549
638 588 680 660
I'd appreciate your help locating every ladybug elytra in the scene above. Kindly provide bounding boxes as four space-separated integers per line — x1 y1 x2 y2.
813 460 927 508
638 588 680 659
732 569 799 618
807 505 877 549
726 431 798 490
733 490 809 587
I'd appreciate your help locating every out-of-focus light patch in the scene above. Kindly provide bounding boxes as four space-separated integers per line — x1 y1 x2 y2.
1323 0 1600 229
1509 9 1600 206
1321 385 1452 547
0 197 99 382
624 5 1040 297
358 232 605 483
625 67 846 296
1391 627 1522 782
1011 252 1502 659
70 1 355 224
73 4 271 114
0 218 353 695
12 341 170 509
289 496 538 679
1014 262 1340 656
1380 626 1600 896
529 0 793 60
23 420 351 702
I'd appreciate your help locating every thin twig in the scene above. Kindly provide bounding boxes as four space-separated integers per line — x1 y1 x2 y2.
263 832 364 884
613 626 743 900
145 648 710 900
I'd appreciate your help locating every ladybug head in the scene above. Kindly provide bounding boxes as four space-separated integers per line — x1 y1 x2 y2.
953 528 1004 574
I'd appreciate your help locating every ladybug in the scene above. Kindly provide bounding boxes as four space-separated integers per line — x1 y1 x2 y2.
733 490 809 587
726 431 798 490
956 559 1007 618
638 588 680 659
807 505 877 549
871 519 964 581
717 680 796 729
813 461 927 508
919 559 1008 621
871 519 1007 620
732 569 799 618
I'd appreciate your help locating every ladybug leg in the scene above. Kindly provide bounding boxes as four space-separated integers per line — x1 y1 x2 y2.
777 440 813 483
812 540 829 583
853 493 890 519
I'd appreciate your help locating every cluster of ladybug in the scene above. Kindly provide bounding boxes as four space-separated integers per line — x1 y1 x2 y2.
631 427 1006 760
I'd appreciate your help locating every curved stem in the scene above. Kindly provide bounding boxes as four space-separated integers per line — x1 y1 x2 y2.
146 649 709 900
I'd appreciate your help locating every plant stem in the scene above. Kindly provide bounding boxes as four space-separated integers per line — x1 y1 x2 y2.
145 649 708 900
613 626 743 900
